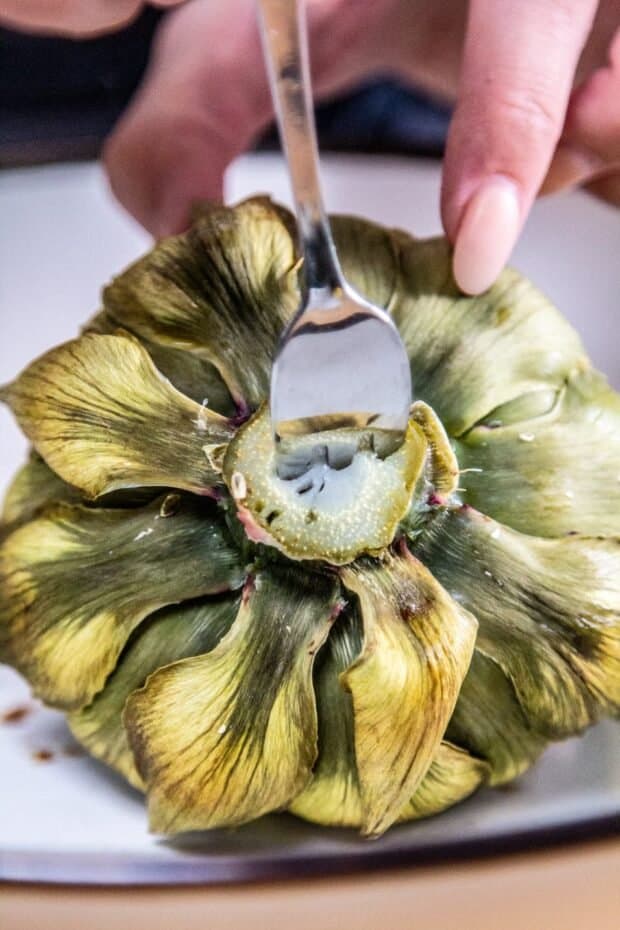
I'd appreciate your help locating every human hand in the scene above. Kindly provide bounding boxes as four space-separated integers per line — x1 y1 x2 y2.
0 0 183 37
5 1 619 294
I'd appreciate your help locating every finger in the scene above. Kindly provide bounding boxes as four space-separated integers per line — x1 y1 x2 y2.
105 0 400 237
441 0 598 295
0 1 181 37
542 29 620 195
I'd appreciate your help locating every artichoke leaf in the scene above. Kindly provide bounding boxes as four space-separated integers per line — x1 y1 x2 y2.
1 453 81 526
330 214 404 311
124 567 340 834
291 601 486 831
0 334 234 499
288 603 364 828
397 742 489 822
416 506 620 738
87 309 236 416
102 197 299 410
0 496 246 709
456 369 620 537
447 651 547 785
69 594 240 788
391 237 586 436
340 548 477 836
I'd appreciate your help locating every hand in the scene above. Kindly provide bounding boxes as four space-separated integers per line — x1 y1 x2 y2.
0 1 183 37
4 1 619 294
105 0 619 294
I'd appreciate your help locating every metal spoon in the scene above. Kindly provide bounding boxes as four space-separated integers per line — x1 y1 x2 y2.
259 0 412 457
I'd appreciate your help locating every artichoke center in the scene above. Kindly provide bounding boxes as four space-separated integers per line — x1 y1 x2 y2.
223 404 431 565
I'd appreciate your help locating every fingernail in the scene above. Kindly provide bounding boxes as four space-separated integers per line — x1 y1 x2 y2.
453 177 521 295
540 144 604 195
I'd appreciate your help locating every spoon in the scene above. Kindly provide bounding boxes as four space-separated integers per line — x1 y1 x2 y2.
258 0 412 459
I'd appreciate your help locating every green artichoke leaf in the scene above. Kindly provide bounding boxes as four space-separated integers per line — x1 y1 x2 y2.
456 369 620 537
1 453 81 526
124 566 340 834
102 197 299 410
339 548 477 836
397 742 489 822
0 333 235 499
416 506 620 738
330 214 404 311
87 309 236 417
69 594 240 788
288 603 364 828
0 496 246 709
290 601 486 831
447 651 547 785
391 237 586 436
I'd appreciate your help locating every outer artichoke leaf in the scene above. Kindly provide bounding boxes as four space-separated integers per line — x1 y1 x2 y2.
0 496 246 709
1 453 81 526
124 567 340 834
398 742 489 822
391 237 586 436
87 309 236 416
456 369 620 537
69 594 240 788
0 334 234 499
340 548 477 836
290 600 485 831
416 506 620 738
288 603 364 828
447 651 547 785
223 404 427 565
102 197 299 410
330 214 403 311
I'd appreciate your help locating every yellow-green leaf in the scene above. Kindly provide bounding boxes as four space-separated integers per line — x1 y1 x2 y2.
290 603 486 831
0 496 245 709
447 651 546 785
1 334 234 498
69 594 240 788
102 197 299 409
416 506 620 738
391 237 586 436
288 604 364 828
456 369 620 537
124 567 340 834
340 548 477 836
398 742 489 822
86 309 236 416
1 453 80 526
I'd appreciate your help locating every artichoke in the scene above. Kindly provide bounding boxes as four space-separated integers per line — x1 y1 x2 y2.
1 197 619 838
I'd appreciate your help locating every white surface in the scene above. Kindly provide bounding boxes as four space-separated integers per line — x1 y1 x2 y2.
0 156 619 883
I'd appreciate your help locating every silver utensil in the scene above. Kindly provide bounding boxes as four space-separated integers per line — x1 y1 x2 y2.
259 0 412 456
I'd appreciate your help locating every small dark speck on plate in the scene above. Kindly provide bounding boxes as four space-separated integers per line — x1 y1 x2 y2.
2 705 32 724
32 748 54 762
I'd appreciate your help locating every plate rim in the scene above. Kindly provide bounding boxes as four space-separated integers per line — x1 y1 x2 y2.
2 808 619 887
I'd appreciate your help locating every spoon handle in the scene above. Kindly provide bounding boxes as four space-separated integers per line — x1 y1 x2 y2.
258 0 342 292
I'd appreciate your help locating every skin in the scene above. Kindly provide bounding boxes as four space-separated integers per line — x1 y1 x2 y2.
2 0 619 293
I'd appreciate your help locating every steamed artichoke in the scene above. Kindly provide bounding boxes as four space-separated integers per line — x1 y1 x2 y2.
1 197 619 837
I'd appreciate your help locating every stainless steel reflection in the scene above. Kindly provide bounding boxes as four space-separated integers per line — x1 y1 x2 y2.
259 0 412 444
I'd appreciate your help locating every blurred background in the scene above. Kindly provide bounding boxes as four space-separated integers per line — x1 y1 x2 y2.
0 8 452 167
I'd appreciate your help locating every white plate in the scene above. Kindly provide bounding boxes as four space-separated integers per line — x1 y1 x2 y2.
0 156 619 885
